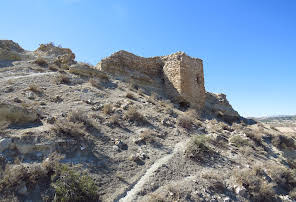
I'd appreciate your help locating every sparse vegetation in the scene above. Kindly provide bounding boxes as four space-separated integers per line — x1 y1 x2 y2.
234 166 278 202
34 57 48 67
185 135 213 162
89 78 101 89
103 104 113 115
52 164 100 202
0 104 38 124
230 135 250 147
126 92 135 100
28 84 43 94
139 130 156 144
55 73 71 84
124 106 147 125
272 134 296 150
177 116 194 130
109 114 121 126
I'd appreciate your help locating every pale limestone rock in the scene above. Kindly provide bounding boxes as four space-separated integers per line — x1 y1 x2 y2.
0 40 24 61
205 92 240 122
0 138 12 152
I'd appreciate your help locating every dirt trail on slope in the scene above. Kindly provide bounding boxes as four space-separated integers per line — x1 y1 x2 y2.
0 72 56 82
116 139 189 202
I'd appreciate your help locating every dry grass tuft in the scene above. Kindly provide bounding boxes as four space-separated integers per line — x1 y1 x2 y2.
103 104 113 115
34 57 48 67
234 166 278 201
124 106 147 125
89 78 101 89
230 135 250 147
139 130 156 143
55 74 71 84
109 114 121 126
177 116 194 130
0 104 38 124
52 119 85 138
126 92 135 100
272 134 296 150
28 84 43 94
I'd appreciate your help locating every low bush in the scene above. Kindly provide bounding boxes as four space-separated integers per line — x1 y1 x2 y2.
272 134 296 150
89 78 101 89
52 119 85 139
34 57 48 67
126 92 135 100
177 116 194 130
139 130 156 143
124 106 147 125
109 114 120 126
230 135 250 147
185 135 213 162
234 167 278 201
55 74 71 84
51 164 99 202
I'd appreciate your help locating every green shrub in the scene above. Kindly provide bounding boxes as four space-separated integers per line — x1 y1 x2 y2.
185 135 213 162
52 164 99 202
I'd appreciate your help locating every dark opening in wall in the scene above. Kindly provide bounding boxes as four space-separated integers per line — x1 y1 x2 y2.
179 101 190 111
196 75 200 85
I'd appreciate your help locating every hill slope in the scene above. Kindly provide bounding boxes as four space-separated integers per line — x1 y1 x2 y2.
0 41 295 202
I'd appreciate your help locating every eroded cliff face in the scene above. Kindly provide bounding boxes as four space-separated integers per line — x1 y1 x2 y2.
204 92 240 123
0 40 24 61
96 50 206 110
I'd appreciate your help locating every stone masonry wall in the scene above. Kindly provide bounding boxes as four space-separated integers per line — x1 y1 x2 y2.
96 50 206 110
97 50 163 85
179 53 205 110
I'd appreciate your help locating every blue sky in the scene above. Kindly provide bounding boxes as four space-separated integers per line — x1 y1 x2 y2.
1 0 295 117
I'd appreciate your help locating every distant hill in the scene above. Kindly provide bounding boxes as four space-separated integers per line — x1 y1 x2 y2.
256 115 296 123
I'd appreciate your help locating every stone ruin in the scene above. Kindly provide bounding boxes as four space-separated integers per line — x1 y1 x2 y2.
97 50 206 110
0 40 240 122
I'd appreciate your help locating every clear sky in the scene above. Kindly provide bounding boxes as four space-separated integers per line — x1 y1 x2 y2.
1 0 295 117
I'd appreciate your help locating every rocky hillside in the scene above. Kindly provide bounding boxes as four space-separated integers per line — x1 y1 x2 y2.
256 116 296 135
0 40 295 202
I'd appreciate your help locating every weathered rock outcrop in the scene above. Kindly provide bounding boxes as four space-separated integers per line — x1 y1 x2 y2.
205 92 240 122
0 40 24 61
0 103 39 124
97 50 206 110
34 43 76 65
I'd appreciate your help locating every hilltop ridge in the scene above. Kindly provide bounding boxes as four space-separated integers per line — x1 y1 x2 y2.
0 41 295 202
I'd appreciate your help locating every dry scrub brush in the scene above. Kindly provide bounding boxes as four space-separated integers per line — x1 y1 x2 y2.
124 106 147 125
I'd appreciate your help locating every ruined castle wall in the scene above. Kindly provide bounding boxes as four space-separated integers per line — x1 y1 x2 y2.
96 50 206 110
179 54 205 110
162 52 183 103
96 50 163 85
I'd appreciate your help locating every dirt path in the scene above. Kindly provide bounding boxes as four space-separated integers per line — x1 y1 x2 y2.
116 139 189 202
0 72 56 82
